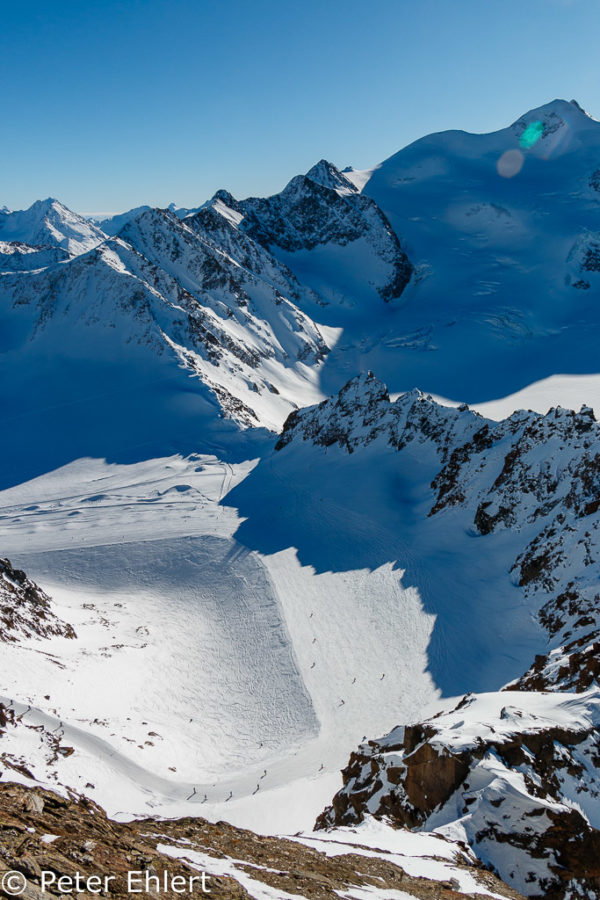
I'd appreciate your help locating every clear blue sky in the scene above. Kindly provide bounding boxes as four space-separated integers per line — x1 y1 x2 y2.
2 0 599 214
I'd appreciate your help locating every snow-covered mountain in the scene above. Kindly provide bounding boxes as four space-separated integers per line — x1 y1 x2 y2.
225 371 600 896
0 199 106 254
4 98 600 898
0 206 336 485
219 160 413 310
352 98 600 407
94 202 198 234
235 371 600 697
0 158 417 486
2 370 600 894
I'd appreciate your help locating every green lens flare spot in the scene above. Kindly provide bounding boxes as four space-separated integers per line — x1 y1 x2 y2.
520 120 544 149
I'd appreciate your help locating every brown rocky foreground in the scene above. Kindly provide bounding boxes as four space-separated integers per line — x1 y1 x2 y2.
0 781 523 900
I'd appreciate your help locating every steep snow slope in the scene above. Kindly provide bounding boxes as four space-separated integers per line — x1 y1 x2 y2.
0 212 333 487
0 199 105 254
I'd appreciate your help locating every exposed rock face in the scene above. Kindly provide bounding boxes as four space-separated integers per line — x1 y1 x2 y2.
0 782 248 900
0 782 523 900
235 162 413 303
317 690 600 900
0 559 75 643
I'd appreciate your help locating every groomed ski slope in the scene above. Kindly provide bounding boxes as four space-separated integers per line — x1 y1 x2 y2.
0 415 544 834
0 453 441 833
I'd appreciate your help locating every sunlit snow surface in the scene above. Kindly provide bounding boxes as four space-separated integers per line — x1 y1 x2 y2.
4 100 600 889
0 453 442 833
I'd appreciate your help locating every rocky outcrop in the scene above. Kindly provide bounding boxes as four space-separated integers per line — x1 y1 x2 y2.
0 782 523 900
317 690 600 900
0 559 75 644
567 231 600 289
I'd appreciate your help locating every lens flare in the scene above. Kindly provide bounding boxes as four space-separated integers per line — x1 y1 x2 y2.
497 148 524 178
520 120 544 149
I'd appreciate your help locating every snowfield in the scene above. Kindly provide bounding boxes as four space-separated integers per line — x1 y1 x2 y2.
4 97 600 898
0 451 442 833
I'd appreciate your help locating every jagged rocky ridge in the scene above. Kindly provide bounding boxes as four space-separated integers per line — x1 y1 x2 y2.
226 159 413 304
0 559 75 644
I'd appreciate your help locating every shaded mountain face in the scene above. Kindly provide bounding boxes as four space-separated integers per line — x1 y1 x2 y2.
232 371 600 694
353 99 600 403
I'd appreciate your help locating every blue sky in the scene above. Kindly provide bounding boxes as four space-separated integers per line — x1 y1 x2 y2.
2 0 599 214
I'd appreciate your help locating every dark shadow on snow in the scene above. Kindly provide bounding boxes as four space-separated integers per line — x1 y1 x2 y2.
225 440 543 700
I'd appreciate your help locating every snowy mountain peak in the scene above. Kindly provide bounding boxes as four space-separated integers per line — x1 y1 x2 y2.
210 188 239 208
0 198 106 255
335 370 390 406
304 159 359 195
510 97 599 150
